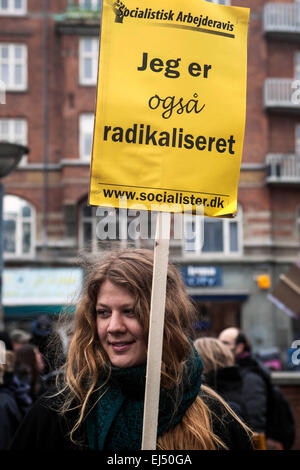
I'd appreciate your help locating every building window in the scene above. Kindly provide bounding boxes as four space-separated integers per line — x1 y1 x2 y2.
0 118 27 164
79 0 102 10
79 114 94 160
79 202 141 251
183 215 203 253
79 38 99 85
0 43 27 91
3 195 35 257
0 0 26 15
183 208 242 255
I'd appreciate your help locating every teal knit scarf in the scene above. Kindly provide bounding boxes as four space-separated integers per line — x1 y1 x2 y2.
86 347 202 450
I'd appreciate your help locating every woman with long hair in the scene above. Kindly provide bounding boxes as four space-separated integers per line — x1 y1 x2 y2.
194 337 249 424
14 344 44 402
11 249 253 450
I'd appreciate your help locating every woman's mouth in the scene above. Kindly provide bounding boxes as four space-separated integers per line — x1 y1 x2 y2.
109 341 135 352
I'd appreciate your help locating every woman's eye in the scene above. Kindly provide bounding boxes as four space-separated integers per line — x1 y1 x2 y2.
96 310 110 317
124 309 135 317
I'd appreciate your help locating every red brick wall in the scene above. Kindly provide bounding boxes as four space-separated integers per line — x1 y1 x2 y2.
1 0 300 253
241 0 269 165
0 0 97 244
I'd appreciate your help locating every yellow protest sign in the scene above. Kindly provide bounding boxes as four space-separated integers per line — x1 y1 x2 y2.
89 0 250 217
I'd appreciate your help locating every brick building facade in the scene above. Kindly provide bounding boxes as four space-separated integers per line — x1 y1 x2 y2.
0 0 299 366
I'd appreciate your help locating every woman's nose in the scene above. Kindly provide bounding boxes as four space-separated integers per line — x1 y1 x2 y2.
107 311 126 334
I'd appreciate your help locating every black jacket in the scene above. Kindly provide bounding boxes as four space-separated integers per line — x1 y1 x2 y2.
0 374 32 450
0 391 23 450
236 355 268 433
10 389 253 451
204 366 249 424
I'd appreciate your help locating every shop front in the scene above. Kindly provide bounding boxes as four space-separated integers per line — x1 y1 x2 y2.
3 267 83 326
181 264 249 338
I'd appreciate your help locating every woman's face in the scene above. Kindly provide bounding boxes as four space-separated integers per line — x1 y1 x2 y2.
96 280 147 368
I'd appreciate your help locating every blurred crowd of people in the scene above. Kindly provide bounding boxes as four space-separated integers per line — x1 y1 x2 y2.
0 262 295 450
0 315 66 449
0 319 295 451
194 328 296 450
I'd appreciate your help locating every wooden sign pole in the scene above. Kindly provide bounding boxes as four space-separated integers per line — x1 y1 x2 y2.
141 211 171 450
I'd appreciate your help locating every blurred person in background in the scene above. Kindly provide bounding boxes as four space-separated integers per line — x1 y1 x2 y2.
0 331 13 352
218 327 268 435
31 316 52 364
40 328 66 392
14 343 45 402
0 332 32 449
219 327 295 450
193 337 249 423
31 315 67 392
10 329 31 352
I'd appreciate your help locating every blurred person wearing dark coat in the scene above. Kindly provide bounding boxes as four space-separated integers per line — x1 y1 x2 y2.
14 344 44 402
30 316 65 384
30 316 53 375
0 333 32 449
218 327 296 450
218 327 268 435
194 337 249 424
10 328 31 352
